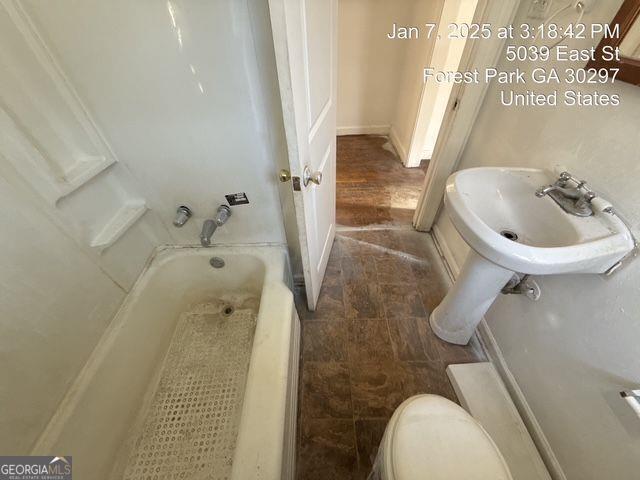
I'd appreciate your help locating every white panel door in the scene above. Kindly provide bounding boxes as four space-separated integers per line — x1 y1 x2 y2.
269 0 337 310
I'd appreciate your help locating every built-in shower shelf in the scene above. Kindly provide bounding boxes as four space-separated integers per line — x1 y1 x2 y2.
91 200 148 252
55 156 116 204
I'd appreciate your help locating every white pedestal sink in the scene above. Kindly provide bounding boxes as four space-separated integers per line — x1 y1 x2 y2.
431 167 635 345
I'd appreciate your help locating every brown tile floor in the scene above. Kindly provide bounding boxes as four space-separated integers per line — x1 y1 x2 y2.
337 135 429 227
295 230 486 480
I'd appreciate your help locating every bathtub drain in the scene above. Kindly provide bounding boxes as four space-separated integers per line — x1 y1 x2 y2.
223 305 235 316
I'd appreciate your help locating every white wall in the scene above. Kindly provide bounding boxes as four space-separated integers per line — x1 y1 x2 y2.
23 0 289 247
1 0 294 453
337 0 415 135
435 0 640 478
0 173 127 454
337 0 444 141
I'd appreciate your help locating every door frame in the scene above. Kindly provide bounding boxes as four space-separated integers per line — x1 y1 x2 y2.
404 0 477 169
413 0 521 231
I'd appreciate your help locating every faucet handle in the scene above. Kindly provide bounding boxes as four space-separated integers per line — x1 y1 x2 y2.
557 171 573 186
558 171 589 190
173 205 193 227
583 191 597 202
215 204 232 226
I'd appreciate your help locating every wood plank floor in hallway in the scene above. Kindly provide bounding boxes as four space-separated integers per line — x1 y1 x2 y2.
294 135 486 479
336 135 429 228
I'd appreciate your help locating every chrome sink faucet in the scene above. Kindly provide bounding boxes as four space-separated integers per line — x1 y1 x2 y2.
200 205 232 247
535 171 596 217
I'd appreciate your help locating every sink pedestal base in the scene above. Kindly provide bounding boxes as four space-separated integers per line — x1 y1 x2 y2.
430 250 513 345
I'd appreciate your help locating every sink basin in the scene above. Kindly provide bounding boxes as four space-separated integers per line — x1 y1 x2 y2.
445 167 634 275
430 167 635 345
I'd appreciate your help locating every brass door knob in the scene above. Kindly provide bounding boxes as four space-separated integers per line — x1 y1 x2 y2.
279 169 292 183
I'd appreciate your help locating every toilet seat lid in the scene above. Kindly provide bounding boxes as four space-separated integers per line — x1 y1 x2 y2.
386 395 513 480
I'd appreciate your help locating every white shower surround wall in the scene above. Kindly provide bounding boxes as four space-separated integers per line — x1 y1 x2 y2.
31 245 299 480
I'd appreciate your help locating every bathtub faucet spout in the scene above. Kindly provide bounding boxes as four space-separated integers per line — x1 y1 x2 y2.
200 205 232 247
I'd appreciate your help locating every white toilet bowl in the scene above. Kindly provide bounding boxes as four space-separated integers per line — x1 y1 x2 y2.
370 394 513 480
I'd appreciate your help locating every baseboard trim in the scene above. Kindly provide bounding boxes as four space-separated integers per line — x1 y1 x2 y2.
478 322 567 480
447 362 552 480
389 125 409 165
336 125 390 136
430 227 567 480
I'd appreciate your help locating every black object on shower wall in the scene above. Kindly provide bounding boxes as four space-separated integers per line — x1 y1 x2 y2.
225 192 250 206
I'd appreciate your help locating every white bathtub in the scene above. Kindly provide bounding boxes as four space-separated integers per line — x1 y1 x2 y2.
32 246 300 480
